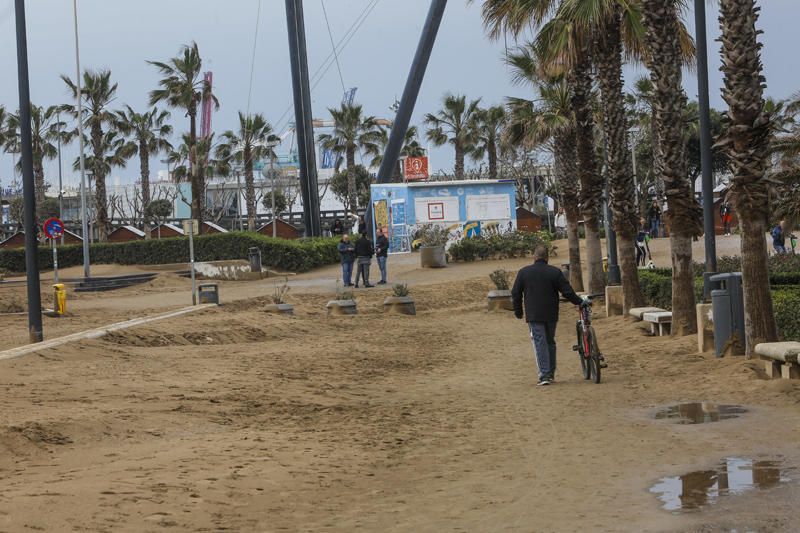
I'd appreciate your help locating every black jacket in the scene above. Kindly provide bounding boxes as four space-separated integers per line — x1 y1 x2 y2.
337 240 355 264
512 259 584 323
355 236 374 258
375 235 389 257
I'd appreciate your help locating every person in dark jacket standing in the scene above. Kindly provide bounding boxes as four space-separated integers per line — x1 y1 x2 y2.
354 232 374 288
337 234 356 286
648 200 662 238
512 245 588 386
375 227 390 284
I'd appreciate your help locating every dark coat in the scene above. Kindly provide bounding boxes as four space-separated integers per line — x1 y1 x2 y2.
355 236 374 258
375 235 389 258
511 259 584 323
337 240 355 264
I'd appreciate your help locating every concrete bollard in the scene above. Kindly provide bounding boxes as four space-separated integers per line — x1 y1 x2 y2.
605 285 624 317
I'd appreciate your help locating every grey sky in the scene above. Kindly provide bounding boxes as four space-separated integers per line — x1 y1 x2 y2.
1 0 799 191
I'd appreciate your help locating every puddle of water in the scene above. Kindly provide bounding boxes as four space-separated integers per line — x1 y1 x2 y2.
654 403 747 424
650 457 793 512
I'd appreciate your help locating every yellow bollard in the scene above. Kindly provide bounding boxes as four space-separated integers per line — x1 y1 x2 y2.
602 257 609 273
53 283 67 316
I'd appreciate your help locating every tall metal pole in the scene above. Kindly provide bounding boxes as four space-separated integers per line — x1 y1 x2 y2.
285 0 321 237
377 0 448 184
73 0 90 279
270 154 277 238
14 0 43 343
695 0 717 274
57 111 64 245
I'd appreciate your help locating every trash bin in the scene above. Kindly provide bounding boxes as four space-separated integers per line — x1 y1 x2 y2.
248 247 262 273
53 283 67 315
198 283 220 305
710 272 745 357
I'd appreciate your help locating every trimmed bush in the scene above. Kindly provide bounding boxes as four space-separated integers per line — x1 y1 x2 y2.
773 287 800 341
448 231 553 262
0 232 339 274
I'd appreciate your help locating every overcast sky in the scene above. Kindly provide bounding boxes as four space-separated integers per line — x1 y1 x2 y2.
1 0 799 192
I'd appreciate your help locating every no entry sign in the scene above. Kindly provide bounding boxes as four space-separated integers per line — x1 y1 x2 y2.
43 217 65 239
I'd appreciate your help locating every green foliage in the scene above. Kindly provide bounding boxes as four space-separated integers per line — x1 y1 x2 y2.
392 283 410 297
489 269 510 290
329 165 372 211
448 231 553 262
773 287 800 341
262 189 288 215
0 232 339 274
416 224 450 247
145 199 173 220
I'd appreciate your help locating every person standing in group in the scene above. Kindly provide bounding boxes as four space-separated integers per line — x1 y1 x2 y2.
772 220 787 254
554 207 567 239
512 245 589 386
332 218 343 236
337 234 356 287
375 227 390 285
354 231 374 288
648 200 662 238
719 201 733 236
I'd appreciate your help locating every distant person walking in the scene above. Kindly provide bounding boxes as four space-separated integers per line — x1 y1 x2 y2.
554 207 567 239
354 232 374 288
719 201 733 235
512 245 588 386
332 218 343 236
337 234 356 287
772 220 787 254
648 201 662 238
635 218 651 267
375 227 390 285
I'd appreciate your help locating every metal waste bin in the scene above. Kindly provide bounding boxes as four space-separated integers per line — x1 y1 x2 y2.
248 247 262 273
198 283 219 305
710 272 745 357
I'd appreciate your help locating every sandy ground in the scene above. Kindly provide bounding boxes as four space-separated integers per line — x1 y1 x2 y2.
1 238 800 531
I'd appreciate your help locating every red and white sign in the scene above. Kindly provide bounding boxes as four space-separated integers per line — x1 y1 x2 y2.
43 217 64 239
428 202 444 220
404 156 429 181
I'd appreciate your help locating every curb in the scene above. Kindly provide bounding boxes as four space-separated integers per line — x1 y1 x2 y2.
0 304 217 362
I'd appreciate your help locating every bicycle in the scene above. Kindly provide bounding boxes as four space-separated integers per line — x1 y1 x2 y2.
572 295 605 384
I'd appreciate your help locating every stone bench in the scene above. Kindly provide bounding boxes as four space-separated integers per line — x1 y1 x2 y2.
629 307 666 321
755 342 800 380
643 311 673 336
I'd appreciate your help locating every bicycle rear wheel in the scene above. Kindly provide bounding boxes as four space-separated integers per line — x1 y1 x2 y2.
588 326 602 384
576 324 591 380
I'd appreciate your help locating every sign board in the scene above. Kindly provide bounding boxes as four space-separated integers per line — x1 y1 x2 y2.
414 196 459 223
404 156 429 181
466 194 512 221
43 217 65 239
182 219 200 236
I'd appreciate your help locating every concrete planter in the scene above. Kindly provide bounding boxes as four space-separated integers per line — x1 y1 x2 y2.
383 296 416 316
264 303 294 316
487 290 514 312
420 245 447 268
326 299 358 317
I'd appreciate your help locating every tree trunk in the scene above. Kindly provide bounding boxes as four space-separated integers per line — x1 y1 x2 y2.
555 132 584 292
245 147 257 231
33 159 46 207
454 143 465 179
91 121 109 241
346 145 357 214
488 138 498 180
140 143 151 239
719 0 779 355
188 106 202 223
570 49 605 295
595 9 645 313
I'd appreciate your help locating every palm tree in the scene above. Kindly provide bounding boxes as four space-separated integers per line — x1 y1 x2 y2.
6 104 69 206
717 0 779 354
641 1 703 335
115 106 173 238
318 103 384 213
168 133 222 219
148 42 218 222
472 105 506 179
62 69 119 240
215 112 280 231
424 94 481 179
504 44 584 291
372 125 426 182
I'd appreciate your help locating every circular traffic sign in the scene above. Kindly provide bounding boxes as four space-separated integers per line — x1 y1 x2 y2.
43 217 65 239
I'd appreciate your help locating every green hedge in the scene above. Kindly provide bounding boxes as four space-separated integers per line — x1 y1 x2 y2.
692 254 800 276
0 232 339 274
774 287 800 341
448 231 553 262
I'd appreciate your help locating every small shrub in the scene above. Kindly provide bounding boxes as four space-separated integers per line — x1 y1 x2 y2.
489 269 510 290
392 283 410 297
774 287 800 341
271 277 290 304
448 231 553 263
336 280 354 301
416 224 449 247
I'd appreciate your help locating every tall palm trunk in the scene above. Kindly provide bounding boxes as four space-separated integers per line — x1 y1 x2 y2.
555 131 584 292
488 139 498 180
346 145 357 215
91 121 109 241
140 142 152 239
642 1 702 335
719 0 778 354
32 149 46 205
570 50 605 295
188 105 203 222
594 10 645 313
454 143 465 179
244 146 257 231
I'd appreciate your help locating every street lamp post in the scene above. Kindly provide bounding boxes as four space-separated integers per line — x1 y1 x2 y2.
73 0 90 279
57 111 65 244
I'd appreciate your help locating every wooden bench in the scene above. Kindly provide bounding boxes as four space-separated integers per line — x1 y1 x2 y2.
643 311 673 336
629 307 666 321
755 342 800 380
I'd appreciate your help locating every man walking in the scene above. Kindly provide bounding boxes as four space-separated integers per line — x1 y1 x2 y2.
354 231 374 288
772 220 787 254
648 200 662 238
512 245 588 386
337 234 356 286
375 227 390 285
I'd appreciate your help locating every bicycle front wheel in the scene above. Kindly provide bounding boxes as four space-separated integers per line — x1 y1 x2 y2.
588 326 602 384
576 324 591 380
